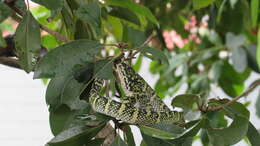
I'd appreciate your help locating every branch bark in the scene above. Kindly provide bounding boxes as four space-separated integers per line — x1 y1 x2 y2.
203 80 260 112
0 57 20 68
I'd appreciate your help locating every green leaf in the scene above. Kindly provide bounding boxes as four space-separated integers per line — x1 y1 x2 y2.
166 120 204 145
251 0 259 27
61 76 87 110
0 30 6 48
48 123 105 145
111 135 128 146
123 26 146 47
218 61 250 97
226 32 246 50
133 54 143 72
15 11 41 72
193 0 215 9
42 35 59 50
206 115 249 146
164 53 189 76
247 122 260 146
74 20 91 40
46 76 65 110
140 122 184 139
189 74 210 95
257 26 260 69
46 72 89 110
171 94 199 110
208 99 250 119
108 6 140 26
86 138 105 146
124 126 136 146
31 0 64 10
141 133 171 146
144 120 196 146
94 59 114 80
49 105 74 136
138 46 169 65
255 90 260 118
0 2 12 22
189 48 218 66
209 60 224 82
245 45 260 73
231 47 248 73
76 1 101 38
34 40 102 78
106 0 159 26
104 15 123 41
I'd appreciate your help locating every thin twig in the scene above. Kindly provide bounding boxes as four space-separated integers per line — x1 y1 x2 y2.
204 80 260 112
0 57 20 69
5 0 70 42
131 34 156 58
40 25 70 42
142 34 155 46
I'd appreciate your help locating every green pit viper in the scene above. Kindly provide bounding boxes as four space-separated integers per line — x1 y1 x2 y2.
89 55 184 125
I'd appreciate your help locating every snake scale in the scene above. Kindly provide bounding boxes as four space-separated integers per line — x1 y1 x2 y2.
89 55 184 125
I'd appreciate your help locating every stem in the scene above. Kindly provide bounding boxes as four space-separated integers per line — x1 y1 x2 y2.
205 80 260 112
0 57 20 69
131 34 156 58
5 0 70 42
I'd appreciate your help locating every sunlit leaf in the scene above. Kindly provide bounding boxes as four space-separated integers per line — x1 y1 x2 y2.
133 54 143 72
193 0 215 9
31 0 64 10
251 0 259 27
0 30 6 48
257 26 260 69
104 15 123 41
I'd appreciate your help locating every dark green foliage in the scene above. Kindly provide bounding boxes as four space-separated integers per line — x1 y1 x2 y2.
1 0 260 145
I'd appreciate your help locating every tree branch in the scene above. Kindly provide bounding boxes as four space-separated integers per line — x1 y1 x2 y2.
0 57 20 69
4 0 70 43
131 34 156 58
203 80 260 112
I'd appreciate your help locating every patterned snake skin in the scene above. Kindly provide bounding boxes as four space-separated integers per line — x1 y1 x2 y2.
89 55 184 125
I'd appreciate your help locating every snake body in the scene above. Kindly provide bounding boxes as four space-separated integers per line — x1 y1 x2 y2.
89 56 184 125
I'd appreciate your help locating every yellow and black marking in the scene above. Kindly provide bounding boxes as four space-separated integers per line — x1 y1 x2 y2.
113 59 170 112
88 56 185 125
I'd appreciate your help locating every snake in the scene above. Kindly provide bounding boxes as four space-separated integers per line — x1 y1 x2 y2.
88 55 184 125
